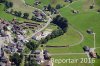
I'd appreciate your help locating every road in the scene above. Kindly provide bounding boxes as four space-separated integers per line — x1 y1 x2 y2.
22 0 52 37
59 0 84 47
85 52 94 66
32 17 52 36
69 24 84 47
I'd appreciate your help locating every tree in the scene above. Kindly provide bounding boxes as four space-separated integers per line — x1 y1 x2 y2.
3 26 8 31
90 5 94 9
10 9 14 14
0 0 6 3
17 11 22 17
58 27 64 35
47 4 52 11
51 7 58 14
69 0 73 3
23 13 29 19
5 1 13 8
10 53 23 66
13 38 18 43
97 9 100 12
14 11 18 16
31 16 35 21
24 56 39 66
39 38 48 44
56 4 62 9
26 41 39 50
52 15 68 33
46 34 51 40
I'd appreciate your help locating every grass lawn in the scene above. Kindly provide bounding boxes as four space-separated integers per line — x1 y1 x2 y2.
60 0 100 48
0 4 24 21
1 0 100 66
46 45 84 53
0 3 33 21
95 0 100 7
47 24 58 30
9 0 35 18
32 0 100 65
24 0 35 6
43 0 100 65
45 25 83 53
46 26 81 46
59 0 100 66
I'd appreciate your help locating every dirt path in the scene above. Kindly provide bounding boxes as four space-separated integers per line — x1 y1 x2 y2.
60 0 84 47
51 53 85 56
69 24 84 47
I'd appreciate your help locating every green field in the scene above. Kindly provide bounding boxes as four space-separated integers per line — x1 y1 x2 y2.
46 26 81 46
95 0 100 7
8 0 36 18
60 0 100 48
0 3 34 22
45 0 100 66
25 0 72 9
0 4 25 21
0 0 100 66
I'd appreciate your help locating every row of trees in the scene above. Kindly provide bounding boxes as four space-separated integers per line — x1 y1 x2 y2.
8 9 38 20
46 3 64 13
52 15 68 33
39 27 64 44
0 0 6 3
39 15 68 44
56 4 63 9
46 4 58 14
8 9 30 19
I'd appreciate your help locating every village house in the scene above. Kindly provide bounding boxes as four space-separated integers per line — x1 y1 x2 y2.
32 29 52 40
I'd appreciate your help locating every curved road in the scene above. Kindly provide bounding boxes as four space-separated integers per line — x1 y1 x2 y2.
60 0 84 47
69 24 84 47
22 0 52 36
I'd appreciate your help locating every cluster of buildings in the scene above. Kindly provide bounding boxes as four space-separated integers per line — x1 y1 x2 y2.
32 29 52 41
0 18 27 51
0 45 11 66
34 0 41 6
33 10 46 22
0 18 28 66
83 46 97 58
0 17 53 65
30 49 52 66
